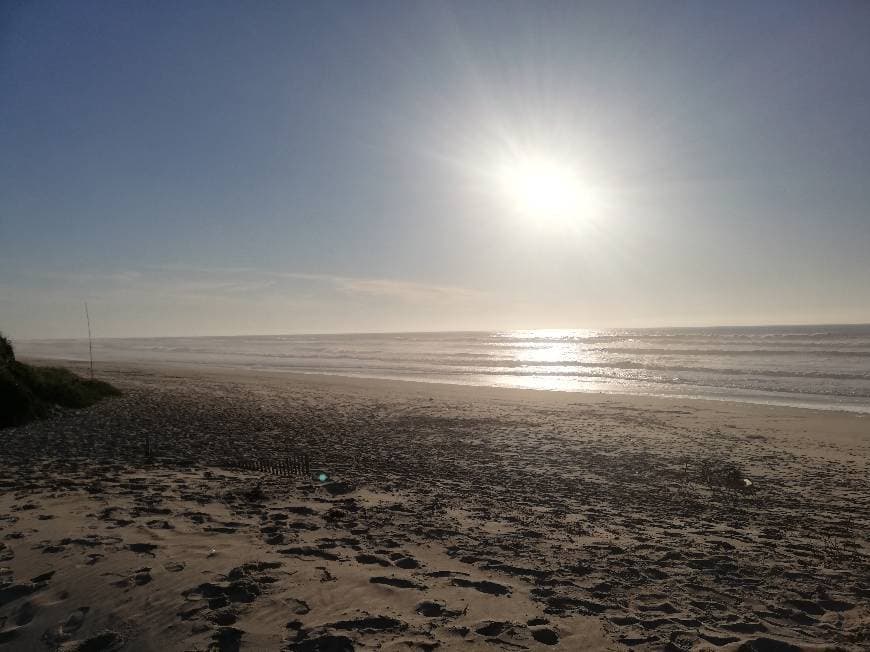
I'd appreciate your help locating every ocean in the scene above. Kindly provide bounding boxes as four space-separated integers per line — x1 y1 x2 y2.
16 324 870 413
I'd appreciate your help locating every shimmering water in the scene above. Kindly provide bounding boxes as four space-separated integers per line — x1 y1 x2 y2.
17 325 870 412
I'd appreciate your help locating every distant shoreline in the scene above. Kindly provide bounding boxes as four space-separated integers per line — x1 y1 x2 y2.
19 351 870 416
19 355 870 419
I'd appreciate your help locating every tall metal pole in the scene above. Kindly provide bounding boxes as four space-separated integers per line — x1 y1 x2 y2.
84 301 94 379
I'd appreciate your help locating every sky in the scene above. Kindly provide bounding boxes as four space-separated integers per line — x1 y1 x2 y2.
1 0 869 338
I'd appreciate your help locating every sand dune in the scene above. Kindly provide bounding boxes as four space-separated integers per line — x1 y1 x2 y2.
1 361 867 650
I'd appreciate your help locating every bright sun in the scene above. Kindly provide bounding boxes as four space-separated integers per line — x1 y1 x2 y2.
498 156 586 220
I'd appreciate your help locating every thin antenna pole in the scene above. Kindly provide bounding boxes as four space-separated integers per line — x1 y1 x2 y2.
84 301 94 379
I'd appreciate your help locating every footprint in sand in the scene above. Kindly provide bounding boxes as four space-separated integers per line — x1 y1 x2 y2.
316 567 336 583
289 633 354 651
134 568 153 585
0 582 42 608
324 615 407 633
392 555 420 569
370 576 427 590
288 617 405 651
531 627 560 645
259 524 284 545
42 606 89 647
426 570 469 578
451 578 511 596
415 601 461 618
278 546 340 561
737 638 802 652
211 626 244 651
126 542 159 555
473 620 558 647
208 609 239 626
284 598 310 615
0 628 18 644
475 621 513 637
72 629 125 651
13 600 36 626
63 608 89 633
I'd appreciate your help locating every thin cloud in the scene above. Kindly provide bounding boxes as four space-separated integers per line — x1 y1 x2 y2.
21 264 486 306
334 277 482 303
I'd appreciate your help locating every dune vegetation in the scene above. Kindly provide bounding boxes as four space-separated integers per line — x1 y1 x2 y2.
0 332 120 428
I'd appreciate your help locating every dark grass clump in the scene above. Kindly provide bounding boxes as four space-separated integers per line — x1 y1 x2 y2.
698 456 750 491
0 333 13 366
0 332 120 428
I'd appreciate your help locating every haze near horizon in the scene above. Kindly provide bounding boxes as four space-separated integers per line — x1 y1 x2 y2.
2 1 869 339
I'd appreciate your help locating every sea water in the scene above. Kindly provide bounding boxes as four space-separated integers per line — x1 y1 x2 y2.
16 324 870 413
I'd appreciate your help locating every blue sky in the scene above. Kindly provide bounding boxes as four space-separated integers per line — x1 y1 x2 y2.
2 1 869 337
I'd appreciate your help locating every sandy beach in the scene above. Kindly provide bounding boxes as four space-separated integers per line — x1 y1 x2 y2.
1 361 868 651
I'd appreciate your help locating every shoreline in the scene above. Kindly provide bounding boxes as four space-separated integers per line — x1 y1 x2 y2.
21 355 870 419
15 323 870 418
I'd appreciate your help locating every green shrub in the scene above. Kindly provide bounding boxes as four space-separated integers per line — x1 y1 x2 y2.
12 363 120 409
0 365 45 426
0 334 120 428
0 333 14 365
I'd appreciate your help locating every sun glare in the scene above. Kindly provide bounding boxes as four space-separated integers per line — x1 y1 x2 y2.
498 156 587 221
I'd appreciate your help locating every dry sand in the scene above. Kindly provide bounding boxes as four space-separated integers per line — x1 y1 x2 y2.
1 360 868 651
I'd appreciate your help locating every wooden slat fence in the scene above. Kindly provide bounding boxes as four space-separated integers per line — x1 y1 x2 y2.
224 454 314 478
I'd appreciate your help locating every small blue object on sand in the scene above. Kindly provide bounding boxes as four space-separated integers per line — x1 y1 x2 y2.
317 472 329 482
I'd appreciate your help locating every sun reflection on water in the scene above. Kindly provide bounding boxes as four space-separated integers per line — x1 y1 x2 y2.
497 329 604 391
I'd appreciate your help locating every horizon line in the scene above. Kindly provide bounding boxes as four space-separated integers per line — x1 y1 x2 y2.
11 321 870 342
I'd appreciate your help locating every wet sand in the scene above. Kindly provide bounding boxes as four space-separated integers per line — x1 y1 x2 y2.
1 360 868 651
